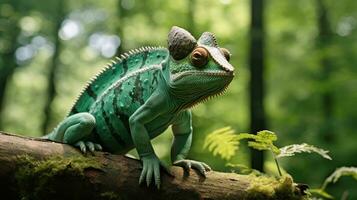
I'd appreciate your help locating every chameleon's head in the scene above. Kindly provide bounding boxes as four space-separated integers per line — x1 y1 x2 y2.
167 26 234 107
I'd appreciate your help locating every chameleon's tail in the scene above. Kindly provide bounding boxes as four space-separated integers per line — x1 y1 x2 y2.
40 126 58 140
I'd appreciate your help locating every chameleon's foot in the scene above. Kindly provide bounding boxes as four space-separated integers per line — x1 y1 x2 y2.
74 141 103 154
139 154 172 189
173 159 211 177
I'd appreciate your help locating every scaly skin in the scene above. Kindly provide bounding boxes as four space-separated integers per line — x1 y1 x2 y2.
43 26 235 189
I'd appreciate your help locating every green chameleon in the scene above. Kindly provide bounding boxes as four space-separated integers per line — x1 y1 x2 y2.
43 26 235 189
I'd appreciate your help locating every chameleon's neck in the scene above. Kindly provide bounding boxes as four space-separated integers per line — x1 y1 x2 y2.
158 58 191 112
160 59 204 111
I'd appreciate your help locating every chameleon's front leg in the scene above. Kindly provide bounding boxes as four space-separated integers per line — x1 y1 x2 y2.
129 94 170 189
171 110 211 176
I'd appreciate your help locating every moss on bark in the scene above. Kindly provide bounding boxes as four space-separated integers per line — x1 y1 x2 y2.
244 174 310 200
15 155 102 200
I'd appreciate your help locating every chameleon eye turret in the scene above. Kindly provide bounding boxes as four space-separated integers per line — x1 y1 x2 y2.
168 26 197 60
190 47 208 68
220 48 231 61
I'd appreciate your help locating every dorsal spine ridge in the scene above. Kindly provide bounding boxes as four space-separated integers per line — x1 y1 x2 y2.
67 46 167 116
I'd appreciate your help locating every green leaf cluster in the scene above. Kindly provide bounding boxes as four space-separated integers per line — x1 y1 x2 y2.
239 130 280 155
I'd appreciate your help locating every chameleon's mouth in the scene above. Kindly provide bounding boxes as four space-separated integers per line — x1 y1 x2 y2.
171 70 234 82
181 78 232 109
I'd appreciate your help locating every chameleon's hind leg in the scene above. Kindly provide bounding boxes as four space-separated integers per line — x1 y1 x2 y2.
47 112 102 153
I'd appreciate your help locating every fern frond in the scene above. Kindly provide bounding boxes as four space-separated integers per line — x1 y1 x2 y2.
276 143 332 160
203 126 240 160
322 167 357 189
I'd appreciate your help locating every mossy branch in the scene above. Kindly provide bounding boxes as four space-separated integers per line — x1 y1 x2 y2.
0 131 308 200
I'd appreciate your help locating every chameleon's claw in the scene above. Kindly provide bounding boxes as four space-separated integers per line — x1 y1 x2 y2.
191 161 206 177
146 166 153 187
173 159 211 177
139 155 163 189
94 144 103 151
202 162 212 171
86 141 95 153
139 164 148 185
75 141 102 154
75 141 87 153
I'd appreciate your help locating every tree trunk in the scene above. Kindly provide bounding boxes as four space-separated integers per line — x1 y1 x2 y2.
316 0 334 143
0 131 307 200
115 0 126 55
187 0 196 36
0 11 21 130
41 0 65 134
249 0 266 171
0 53 17 129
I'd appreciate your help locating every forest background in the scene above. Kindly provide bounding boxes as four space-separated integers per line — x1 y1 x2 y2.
0 0 356 198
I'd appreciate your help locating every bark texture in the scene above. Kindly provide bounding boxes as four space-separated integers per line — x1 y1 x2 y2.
0 132 307 200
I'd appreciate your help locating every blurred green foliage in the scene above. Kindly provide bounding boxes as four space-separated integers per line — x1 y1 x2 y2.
0 0 356 198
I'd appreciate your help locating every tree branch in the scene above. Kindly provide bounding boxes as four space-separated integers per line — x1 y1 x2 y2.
0 132 307 200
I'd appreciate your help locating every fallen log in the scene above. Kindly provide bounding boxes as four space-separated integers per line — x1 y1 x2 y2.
0 132 307 200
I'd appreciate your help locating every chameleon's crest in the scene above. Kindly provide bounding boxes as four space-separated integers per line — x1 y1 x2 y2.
197 32 218 47
197 32 234 72
168 26 197 60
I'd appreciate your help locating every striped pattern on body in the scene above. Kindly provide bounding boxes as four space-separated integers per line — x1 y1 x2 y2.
67 47 169 151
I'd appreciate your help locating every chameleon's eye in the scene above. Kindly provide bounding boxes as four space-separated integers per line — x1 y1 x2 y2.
220 48 231 61
191 47 208 68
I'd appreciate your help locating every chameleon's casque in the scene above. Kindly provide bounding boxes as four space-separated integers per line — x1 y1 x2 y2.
44 26 235 188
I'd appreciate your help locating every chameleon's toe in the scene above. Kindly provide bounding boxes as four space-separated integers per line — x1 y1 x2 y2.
202 162 212 171
85 141 95 153
74 141 102 154
191 161 207 177
173 160 191 173
94 143 103 151
173 159 211 177
75 141 87 154
146 166 154 187
139 155 163 189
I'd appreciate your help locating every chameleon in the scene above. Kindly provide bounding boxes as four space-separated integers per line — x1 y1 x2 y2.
43 26 235 189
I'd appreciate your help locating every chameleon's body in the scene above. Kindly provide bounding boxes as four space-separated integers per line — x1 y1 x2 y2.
44 26 235 188
65 48 170 154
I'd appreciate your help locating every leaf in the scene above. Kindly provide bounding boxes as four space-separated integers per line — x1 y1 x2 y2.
276 143 332 160
309 189 334 199
203 127 240 160
322 167 357 189
246 130 281 154
256 130 278 142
